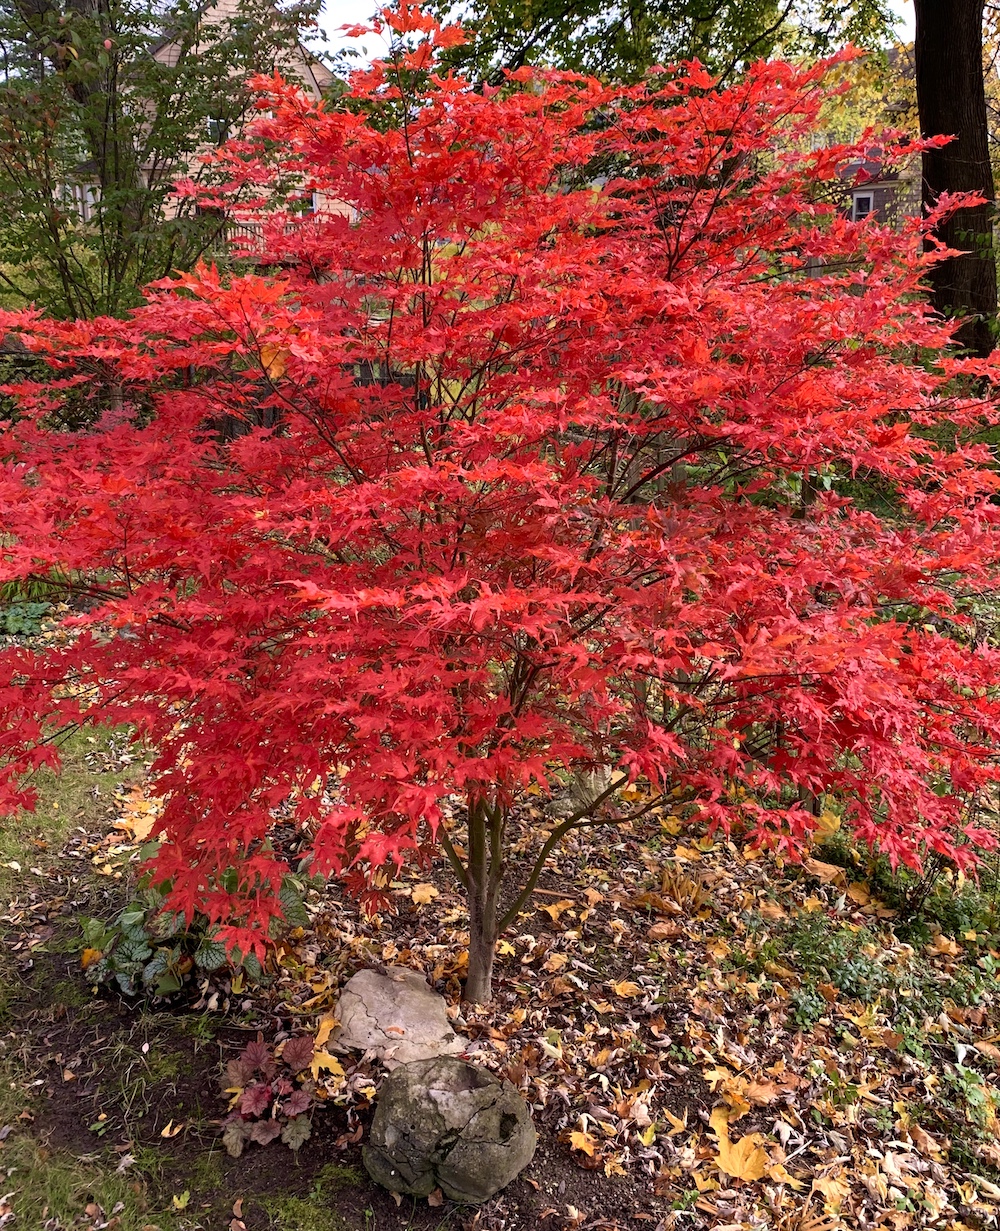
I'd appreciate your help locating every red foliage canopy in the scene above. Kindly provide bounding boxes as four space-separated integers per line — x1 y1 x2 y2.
3 13 1000 959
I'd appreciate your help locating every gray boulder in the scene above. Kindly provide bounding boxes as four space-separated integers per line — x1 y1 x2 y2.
331 966 467 1068
363 1056 537 1203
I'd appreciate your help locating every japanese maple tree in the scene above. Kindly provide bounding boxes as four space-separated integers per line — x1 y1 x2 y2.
3 8 1000 1002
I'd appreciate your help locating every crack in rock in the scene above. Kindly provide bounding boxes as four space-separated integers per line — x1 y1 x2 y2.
363 1056 537 1203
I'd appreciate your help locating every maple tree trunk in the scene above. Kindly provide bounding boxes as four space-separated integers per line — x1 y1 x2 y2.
914 0 997 355
462 796 503 1005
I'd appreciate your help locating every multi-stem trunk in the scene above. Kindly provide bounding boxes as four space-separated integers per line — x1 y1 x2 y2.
462 794 504 1005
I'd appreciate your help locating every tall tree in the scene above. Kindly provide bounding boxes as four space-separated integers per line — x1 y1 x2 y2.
3 19 1000 1003
915 0 997 355
0 0 329 318
431 0 895 85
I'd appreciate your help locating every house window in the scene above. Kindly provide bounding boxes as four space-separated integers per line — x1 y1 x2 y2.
852 192 874 222
61 183 99 222
206 116 229 145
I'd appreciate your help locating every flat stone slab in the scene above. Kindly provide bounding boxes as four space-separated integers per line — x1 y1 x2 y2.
363 1055 537 1203
331 966 467 1068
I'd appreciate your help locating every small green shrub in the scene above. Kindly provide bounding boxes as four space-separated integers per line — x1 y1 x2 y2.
0 599 50 637
79 871 310 997
748 912 989 1037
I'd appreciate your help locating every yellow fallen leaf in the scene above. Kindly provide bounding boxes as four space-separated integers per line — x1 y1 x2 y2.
847 881 871 905
310 1050 345 1081
313 1013 339 1050
171 1191 190 1211
763 960 798 982
610 980 643 998
663 1108 687 1136
638 1122 657 1146
411 884 439 905
539 899 575 922
766 1160 803 1189
709 1106 768 1182
568 1130 597 1156
811 1170 850 1215
160 1120 183 1138
81 948 103 970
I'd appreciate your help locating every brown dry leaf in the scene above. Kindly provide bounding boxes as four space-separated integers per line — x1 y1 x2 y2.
909 1123 943 1159
583 887 604 907
846 881 870 905
803 857 846 887
745 1079 782 1106
427 1189 444 1207
975 1040 1000 1066
539 899 575 923
926 933 961 958
647 921 681 942
709 1107 768 1182
260 343 289 380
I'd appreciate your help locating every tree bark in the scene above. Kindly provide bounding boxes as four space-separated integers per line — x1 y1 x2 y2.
462 795 503 1005
915 0 997 355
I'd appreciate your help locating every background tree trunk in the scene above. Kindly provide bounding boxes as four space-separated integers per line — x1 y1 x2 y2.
915 0 997 355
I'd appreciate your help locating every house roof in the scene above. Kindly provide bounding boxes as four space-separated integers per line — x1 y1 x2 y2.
149 0 334 96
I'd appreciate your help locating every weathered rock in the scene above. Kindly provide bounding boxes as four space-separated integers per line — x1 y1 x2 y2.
363 1056 537 1203
545 765 622 819
331 966 467 1067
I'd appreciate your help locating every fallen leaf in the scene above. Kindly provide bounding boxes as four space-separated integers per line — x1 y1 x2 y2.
709 1107 768 1182
310 1050 346 1081
803 857 846 887
314 1013 339 1050
568 1130 597 1157
610 980 643 998
411 884 439 905
847 881 871 905
81 948 103 970
811 1171 850 1216
539 899 575 922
